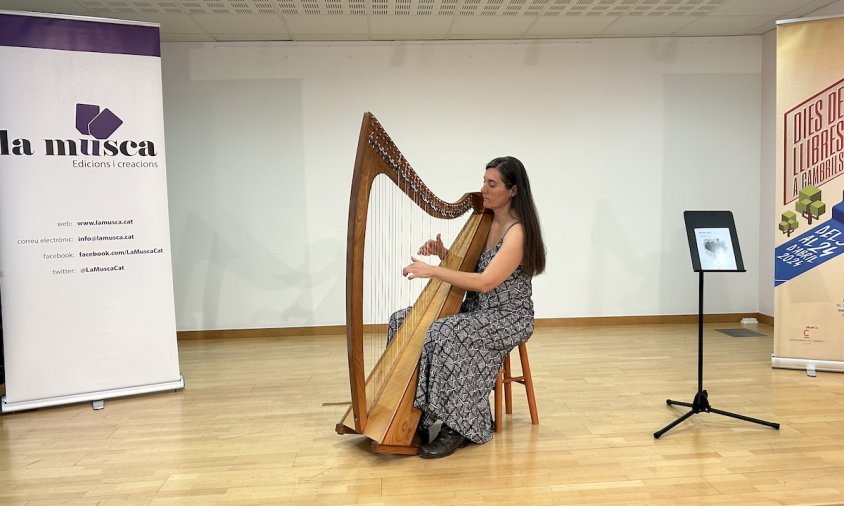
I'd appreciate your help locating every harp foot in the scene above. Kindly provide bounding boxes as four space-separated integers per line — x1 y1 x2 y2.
335 423 358 435
370 441 420 456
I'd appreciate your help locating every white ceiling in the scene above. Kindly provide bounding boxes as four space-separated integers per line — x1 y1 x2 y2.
0 0 840 42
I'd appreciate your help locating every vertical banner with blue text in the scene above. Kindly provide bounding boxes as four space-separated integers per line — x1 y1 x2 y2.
0 11 183 411
774 15 844 372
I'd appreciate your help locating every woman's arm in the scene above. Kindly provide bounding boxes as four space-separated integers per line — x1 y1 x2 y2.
402 225 525 293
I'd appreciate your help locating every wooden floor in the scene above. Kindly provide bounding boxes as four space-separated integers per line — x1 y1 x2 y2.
2 322 844 505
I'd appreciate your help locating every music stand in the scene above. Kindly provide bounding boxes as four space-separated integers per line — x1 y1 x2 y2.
653 211 779 439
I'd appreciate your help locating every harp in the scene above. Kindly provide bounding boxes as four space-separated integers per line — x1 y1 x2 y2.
335 113 492 455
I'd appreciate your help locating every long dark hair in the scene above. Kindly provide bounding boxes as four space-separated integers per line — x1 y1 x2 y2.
486 156 546 277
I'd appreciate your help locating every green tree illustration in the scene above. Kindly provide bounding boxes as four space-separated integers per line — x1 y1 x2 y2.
795 185 826 225
779 210 799 237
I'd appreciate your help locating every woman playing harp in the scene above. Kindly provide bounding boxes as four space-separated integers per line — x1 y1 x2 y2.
390 155 546 459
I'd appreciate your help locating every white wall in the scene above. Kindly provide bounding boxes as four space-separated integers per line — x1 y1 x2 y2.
162 37 763 331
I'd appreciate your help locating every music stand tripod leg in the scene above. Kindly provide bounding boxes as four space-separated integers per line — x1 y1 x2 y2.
653 268 779 439
653 408 695 439
653 390 710 439
707 407 780 430
655 391 779 438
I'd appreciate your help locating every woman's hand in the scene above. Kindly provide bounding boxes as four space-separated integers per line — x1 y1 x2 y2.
403 256 435 281
417 233 447 259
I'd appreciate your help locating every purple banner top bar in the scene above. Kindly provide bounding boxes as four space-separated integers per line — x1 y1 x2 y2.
0 13 160 57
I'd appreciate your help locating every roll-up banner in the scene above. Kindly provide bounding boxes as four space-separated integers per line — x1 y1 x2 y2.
774 15 844 372
0 11 183 412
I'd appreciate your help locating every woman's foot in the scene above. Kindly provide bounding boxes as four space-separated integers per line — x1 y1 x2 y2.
418 425 467 459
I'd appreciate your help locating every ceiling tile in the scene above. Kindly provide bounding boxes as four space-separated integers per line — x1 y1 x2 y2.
448 15 535 39
710 0 827 16
190 13 288 34
283 14 369 39
673 14 776 35
0 0 93 16
369 15 453 40
0 0 841 41
601 14 696 36
802 0 844 17
524 15 618 38
112 12 208 33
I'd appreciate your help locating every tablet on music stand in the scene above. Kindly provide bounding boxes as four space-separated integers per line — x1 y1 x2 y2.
684 210 745 273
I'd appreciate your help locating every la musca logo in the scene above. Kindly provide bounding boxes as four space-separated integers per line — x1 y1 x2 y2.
0 103 156 157
76 103 123 139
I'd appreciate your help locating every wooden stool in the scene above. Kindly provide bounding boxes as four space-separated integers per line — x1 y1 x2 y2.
494 342 539 432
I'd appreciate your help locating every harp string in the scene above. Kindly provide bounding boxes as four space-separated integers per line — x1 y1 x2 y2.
362 173 464 403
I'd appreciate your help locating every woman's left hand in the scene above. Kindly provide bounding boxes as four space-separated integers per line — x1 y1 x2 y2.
402 256 434 281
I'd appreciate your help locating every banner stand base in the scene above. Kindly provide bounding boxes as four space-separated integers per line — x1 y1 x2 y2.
0 375 185 413
772 356 844 374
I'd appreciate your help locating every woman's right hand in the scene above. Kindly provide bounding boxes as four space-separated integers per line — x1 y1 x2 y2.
417 233 447 259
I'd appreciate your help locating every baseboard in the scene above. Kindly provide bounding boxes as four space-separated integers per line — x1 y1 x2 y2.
176 312 774 340
536 312 774 327
756 313 774 326
177 325 345 340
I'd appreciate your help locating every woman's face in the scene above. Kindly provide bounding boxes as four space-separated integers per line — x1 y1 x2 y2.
481 168 513 211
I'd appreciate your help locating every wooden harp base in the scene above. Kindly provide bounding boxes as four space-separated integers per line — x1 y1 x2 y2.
371 441 420 455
